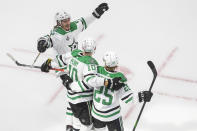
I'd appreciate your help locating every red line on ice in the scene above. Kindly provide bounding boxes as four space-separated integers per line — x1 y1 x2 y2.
158 47 178 74
48 86 64 104
160 74 197 84
155 91 197 102
124 104 136 120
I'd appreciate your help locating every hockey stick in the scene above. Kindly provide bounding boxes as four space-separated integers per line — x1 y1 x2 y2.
132 61 157 131
31 52 41 66
6 53 64 72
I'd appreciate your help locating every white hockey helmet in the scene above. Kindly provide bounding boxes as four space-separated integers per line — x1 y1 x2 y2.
103 51 119 67
55 11 71 23
82 38 96 53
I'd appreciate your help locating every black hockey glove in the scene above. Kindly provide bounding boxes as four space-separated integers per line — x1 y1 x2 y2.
41 59 52 72
138 91 153 102
37 39 48 53
92 3 109 19
60 74 73 90
37 36 51 53
107 77 125 91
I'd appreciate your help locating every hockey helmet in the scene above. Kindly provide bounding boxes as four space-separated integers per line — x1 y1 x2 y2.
82 38 96 53
103 51 118 67
55 11 71 23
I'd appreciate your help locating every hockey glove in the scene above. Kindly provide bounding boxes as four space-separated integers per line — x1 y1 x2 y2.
92 3 109 19
138 91 153 102
60 74 73 90
41 59 52 72
106 77 125 91
37 36 51 53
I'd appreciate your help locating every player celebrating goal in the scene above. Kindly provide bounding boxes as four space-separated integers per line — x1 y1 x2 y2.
37 3 109 131
37 3 109 55
62 51 153 131
40 38 124 131
90 52 153 131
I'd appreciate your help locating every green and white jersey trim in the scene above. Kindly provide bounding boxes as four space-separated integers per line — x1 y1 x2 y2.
92 103 121 122
67 89 93 104
66 107 73 116
91 66 133 121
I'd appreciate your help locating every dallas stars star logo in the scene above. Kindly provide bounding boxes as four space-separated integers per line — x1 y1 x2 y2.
69 40 78 51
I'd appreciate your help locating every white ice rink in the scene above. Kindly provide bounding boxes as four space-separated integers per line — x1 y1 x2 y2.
0 0 197 131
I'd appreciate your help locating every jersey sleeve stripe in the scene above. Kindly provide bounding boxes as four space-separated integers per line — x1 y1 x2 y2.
81 17 87 30
66 112 73 116
84 73 96 78
125 97 133 104
85 76 96 83
77 81 85 91
67 94 93 100
59 55 67 65
82 80 90 89
67 107 72 110
56 55 63 67
121 93 132 101
67 89 93 95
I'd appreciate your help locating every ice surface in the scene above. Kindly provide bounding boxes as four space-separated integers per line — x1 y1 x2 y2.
0 0 197 131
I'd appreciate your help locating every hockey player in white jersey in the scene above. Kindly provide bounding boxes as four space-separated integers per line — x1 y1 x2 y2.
90 52 153 131
37 3 109 55
40 39 124 131
63 51 153 131
37 3 109 130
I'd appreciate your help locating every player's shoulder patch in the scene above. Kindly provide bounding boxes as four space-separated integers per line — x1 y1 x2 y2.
71 49 83 57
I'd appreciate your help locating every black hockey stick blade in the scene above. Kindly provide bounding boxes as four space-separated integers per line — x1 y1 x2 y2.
147 61 157 77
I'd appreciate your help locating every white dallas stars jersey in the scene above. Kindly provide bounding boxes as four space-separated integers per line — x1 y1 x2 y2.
64 65 134 122
55 49 104 104
43 15 96 55
86 66 133 122
90 66 134 122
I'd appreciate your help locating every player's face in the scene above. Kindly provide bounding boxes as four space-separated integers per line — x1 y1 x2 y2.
61 18 70 31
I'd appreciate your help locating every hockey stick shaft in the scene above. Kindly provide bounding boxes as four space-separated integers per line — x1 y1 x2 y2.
32 53 41 66
133 61 157 131
6 53 64 72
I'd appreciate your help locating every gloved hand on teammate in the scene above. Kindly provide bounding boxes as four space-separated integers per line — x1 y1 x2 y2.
105 77 125 91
